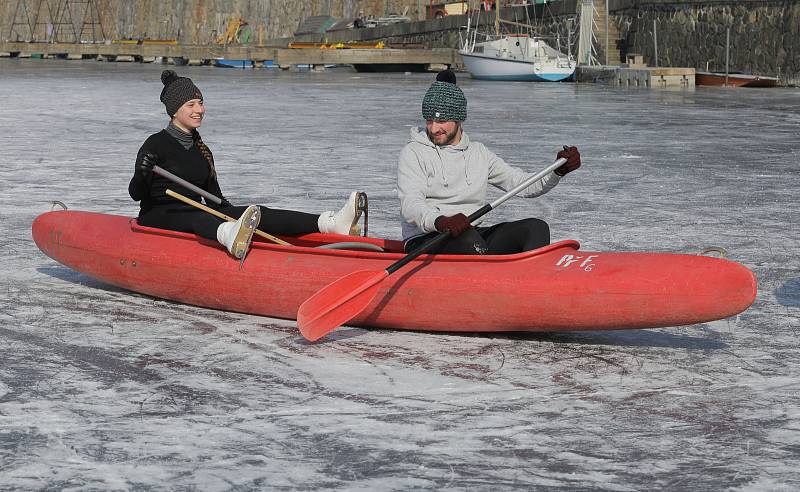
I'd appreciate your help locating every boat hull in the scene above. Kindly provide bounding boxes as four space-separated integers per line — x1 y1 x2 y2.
352 63 428 73
460 52 575 82
32 211 757 333
696 71 778 87
214 59 253 68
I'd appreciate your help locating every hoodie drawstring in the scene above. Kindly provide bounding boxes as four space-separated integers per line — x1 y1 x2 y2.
435 146 448 188
435 146 472 188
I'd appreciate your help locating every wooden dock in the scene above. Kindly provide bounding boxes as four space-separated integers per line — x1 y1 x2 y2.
0 42 460 70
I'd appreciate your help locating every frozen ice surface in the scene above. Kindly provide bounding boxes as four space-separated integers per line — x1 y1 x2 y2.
1 59 799 490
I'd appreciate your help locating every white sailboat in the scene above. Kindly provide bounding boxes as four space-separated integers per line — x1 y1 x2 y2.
458 2 576 82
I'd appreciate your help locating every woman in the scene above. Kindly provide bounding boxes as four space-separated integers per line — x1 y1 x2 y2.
129 70 365 260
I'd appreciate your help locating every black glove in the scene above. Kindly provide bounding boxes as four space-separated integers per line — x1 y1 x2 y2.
435 213 471 237
555 146 581 176
136 153 158 180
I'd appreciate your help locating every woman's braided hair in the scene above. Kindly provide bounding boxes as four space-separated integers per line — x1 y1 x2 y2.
192 130 217 179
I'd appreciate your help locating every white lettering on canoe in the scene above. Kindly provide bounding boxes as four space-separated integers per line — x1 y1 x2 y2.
556 254 598 272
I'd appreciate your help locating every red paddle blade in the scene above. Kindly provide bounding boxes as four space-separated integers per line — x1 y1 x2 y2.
298 269 389 341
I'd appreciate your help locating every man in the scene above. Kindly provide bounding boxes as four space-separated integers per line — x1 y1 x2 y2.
397 70 581 255
354 10 365 28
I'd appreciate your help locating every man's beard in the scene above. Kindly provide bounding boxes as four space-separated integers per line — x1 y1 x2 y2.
426 123 461 146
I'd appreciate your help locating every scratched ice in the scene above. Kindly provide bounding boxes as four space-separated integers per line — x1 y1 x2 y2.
1 59 799 490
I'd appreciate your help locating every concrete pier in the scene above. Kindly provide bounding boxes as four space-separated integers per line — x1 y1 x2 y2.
577 65 695 88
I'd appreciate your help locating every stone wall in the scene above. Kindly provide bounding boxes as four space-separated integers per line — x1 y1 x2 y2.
0 0 428 44
1 1 579 51
293 3 578 53
611 0 800 84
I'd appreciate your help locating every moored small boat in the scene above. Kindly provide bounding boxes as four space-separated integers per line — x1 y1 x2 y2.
32 210 757 334
214 59 253 69
695 71 778 87
460 35 576 82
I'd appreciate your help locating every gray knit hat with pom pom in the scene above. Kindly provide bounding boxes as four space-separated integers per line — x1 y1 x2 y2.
160 70 202 116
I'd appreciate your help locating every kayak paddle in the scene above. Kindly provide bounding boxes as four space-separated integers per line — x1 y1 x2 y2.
154 165 291 246
165 189 291 246
153 165 223 205
297 157 568 341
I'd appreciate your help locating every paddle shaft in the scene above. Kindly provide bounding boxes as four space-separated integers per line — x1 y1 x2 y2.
386 157 567 275
153 165 222 205
153 165 291 246
165 189 292 246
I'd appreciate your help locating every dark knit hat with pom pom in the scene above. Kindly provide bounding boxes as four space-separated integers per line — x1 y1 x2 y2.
159 70 202 116
422 69 466 122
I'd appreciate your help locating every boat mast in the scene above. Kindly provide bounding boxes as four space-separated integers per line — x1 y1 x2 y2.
463 0 471 51
494 0 500 38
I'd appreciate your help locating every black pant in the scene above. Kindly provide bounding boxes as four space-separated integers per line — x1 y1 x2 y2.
138 204 319 241
405 218 550 255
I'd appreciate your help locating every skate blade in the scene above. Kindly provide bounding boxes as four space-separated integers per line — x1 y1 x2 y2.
232 207 261 262
348 192 368 236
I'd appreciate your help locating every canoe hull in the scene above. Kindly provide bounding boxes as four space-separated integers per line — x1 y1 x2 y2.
32 211 757 332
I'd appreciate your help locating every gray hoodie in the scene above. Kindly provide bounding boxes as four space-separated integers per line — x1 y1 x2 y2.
398 126 561 242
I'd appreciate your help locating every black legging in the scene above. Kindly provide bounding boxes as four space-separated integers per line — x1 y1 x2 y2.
405 218 550 255
138 204 319 241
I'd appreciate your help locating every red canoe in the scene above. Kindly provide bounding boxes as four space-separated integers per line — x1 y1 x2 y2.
32 210 757 333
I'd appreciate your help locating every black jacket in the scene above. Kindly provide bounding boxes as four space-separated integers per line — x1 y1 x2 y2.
129 130 229 217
